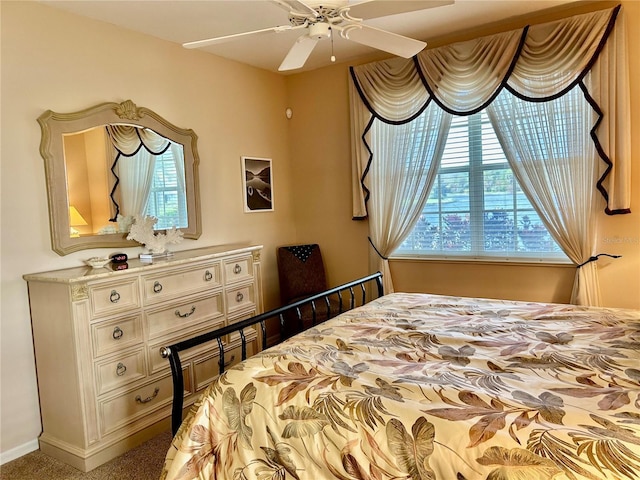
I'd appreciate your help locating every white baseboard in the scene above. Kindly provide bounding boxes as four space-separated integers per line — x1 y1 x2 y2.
0 439 39 465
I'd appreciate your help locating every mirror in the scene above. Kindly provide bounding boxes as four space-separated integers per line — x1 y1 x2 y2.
38 100 201 255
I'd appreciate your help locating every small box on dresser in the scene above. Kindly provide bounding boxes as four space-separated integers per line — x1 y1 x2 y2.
23 244 263 471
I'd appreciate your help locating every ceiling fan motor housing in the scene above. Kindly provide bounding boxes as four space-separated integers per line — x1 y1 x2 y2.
309 21 331 39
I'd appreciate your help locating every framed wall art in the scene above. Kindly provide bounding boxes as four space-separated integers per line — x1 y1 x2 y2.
241 156 273 212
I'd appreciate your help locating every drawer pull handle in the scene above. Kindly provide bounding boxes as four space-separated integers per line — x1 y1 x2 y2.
109 290 121 303
204 270 213 281
224 355 236 368
112 326 124 340
175 306 196 318
236 292 244 303
135 387 159 404
233 264 242 274
153 281 163 293
116 362 127 376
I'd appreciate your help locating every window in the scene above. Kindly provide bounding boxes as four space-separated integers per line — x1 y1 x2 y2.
395 110 565 260
145 146 188 230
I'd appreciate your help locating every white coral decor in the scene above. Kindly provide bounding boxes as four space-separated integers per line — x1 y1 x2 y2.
127 215 183 254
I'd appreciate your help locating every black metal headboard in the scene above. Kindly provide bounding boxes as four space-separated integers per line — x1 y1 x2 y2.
160 272 383 435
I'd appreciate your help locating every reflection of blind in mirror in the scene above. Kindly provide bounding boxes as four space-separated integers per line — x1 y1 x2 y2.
145 145 188 230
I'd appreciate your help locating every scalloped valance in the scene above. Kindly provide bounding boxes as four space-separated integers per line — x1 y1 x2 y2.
350 5 630 218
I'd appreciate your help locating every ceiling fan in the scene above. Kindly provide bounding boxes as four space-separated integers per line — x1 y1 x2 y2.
183 0 453 71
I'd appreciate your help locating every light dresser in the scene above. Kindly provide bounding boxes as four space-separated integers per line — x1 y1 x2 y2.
23 244 263 471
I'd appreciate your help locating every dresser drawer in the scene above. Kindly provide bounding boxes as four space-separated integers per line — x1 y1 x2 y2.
99 369 190 436
89 278 141 318
223 255 254 285
148 325 225 375
225 282 256 316
145 293 224 340
142 262 221 305
95 349 146 396
92 315 143 358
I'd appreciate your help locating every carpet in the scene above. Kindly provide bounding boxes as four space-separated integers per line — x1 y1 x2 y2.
0 430 172 480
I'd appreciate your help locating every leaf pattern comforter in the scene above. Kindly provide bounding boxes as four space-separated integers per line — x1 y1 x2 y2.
161 293 640 480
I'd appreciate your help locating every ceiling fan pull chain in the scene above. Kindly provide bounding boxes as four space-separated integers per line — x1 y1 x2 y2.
330 27 336 63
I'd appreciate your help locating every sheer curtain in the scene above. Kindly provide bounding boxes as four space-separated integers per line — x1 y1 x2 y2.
171 143 188 228
106 125 171 219
488 89 602 305
349 6 630 304
368 105 450 292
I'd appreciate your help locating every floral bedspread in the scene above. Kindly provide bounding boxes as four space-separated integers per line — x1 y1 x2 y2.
161 293 640 480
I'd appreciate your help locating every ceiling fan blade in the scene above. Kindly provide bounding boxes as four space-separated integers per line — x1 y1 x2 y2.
272 0 319 18
347 0 454 20
183 24 304 49
279 35 319 71
338 23 426 58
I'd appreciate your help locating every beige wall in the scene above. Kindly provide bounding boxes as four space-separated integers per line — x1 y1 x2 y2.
0 1 299 457
390 260 576 303
64 134 94 234
64 128 111 235
1 0 638 462
285 66 371 286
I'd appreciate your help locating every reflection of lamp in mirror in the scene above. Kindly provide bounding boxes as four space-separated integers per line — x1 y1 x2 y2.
69 206 88 237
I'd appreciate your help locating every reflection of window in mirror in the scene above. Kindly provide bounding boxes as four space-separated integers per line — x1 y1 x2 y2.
63 126 187 237
146 145 188 230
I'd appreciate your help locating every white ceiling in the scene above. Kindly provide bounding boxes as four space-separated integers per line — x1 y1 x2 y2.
40 0 582 74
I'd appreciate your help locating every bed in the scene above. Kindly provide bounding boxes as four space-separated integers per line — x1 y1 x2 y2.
160 277 640 480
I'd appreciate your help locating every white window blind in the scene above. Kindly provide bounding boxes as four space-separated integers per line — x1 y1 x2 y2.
395 110 566 260
145 147 188 230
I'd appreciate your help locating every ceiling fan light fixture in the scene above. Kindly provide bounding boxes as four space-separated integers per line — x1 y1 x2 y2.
308 22 331 40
